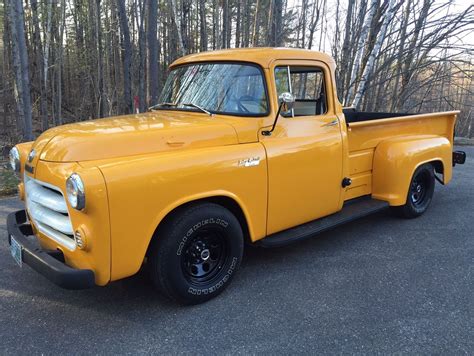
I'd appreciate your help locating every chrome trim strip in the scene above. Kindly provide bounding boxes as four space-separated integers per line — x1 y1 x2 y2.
26 175 64 194
35 221 76 251
27 200 73 235
25 179 68 213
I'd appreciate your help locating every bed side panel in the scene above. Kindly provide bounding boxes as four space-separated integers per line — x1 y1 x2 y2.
344 112 457 202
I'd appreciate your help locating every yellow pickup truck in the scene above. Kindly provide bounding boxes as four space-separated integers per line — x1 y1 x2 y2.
7 48 466 304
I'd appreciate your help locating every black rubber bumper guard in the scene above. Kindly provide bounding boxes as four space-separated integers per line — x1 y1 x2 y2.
7 210 95 290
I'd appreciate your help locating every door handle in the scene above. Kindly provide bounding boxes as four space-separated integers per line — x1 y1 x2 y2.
322 119 339 127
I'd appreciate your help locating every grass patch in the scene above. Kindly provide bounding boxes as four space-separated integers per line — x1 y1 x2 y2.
0 163 19 197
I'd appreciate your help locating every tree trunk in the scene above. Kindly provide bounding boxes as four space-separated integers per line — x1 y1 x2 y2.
110 0 122 115
170 0 185 55
390 0 411 111
339 0 355 94
318 0 327 51
180 0 190 53
30 0 49 131
117 0 133 113
6 0 33 140
299 0 309 48
137 1 146 113
86 0 103 118
212 0 219 49
222 0 229 48
199 0 208 51
95 0 106 117
270 0 283 46
352 0 397 108
266 0 273 46
345 0 377 105
252 0 260 46
44 0 53 117
56 0 67 125
235 0 241 48
307 0 321 49
2 0 12 136
243 0 251 47
147 0 159 106
398 0 431 110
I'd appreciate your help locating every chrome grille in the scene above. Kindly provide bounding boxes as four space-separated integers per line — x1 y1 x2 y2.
25 175 76 250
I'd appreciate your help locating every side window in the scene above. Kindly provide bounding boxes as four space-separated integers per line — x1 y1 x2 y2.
275 67 290 94
274 66 327 117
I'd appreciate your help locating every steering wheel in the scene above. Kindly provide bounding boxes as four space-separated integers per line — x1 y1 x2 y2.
237 95 266 112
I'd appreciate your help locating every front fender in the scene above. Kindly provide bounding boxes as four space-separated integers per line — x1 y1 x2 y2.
98 143 267 281
15 142 34 178
372 135 452 206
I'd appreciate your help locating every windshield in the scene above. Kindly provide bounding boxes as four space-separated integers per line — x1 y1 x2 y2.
157 63 268 116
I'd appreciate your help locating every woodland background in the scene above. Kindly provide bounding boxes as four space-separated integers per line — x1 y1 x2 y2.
1 0 473 143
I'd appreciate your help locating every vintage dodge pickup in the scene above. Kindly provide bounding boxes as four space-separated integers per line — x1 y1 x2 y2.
7 48 466 304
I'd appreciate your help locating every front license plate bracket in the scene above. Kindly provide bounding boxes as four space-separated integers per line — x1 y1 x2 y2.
10 236 23 267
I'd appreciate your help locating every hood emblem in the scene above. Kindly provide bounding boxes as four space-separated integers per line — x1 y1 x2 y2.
28 149 36 163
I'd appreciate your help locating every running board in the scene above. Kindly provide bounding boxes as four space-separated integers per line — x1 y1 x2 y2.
258 196 389 248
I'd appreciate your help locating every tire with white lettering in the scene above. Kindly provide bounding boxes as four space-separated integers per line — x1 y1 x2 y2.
149 202 243 305
392 163 435 218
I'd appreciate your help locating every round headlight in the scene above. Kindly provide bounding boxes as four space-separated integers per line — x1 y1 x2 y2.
9 147 20 172
66 173 85 210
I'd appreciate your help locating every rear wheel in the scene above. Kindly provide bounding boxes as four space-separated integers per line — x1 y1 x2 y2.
392 163 435 218
149 202 243 305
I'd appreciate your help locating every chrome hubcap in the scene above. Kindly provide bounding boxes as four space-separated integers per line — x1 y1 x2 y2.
200 249 210 261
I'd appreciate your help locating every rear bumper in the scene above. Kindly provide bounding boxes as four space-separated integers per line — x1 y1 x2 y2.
7 210 95 290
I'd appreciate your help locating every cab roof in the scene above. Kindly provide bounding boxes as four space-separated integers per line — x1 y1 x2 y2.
171 47 335 69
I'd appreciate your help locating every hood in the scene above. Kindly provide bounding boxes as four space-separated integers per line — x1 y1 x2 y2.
35 111 239 162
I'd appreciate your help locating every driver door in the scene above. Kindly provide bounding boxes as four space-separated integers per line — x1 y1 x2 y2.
262 60 344 235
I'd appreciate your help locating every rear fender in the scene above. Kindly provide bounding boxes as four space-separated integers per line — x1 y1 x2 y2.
372 135 452 206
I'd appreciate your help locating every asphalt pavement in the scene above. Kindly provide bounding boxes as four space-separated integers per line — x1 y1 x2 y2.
0 146 472 354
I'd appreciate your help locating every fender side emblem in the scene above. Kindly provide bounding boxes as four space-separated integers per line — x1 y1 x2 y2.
238 157 260 167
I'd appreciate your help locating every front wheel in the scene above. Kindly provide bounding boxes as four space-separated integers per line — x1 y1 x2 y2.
149 202 243 305
392 163 435 218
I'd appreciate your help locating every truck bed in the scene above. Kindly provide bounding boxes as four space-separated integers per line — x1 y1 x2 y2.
343 110 459 201
343 108 414 123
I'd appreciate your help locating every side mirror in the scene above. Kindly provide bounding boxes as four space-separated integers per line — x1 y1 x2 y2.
279 92 295 113
262 92 295 136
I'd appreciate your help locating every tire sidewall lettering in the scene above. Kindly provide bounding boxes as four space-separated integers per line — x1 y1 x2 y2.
176 218 229 256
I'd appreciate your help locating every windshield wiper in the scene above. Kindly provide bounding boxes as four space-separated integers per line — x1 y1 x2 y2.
181 103 213 116
148 102 177 111
148 102 212 116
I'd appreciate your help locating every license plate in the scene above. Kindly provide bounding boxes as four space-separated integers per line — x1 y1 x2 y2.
10 236 23 267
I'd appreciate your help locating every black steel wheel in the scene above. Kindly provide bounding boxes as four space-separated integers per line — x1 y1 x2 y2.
392 163 435 218
410 170 431 207
149 202 243 305
181 229 228 284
